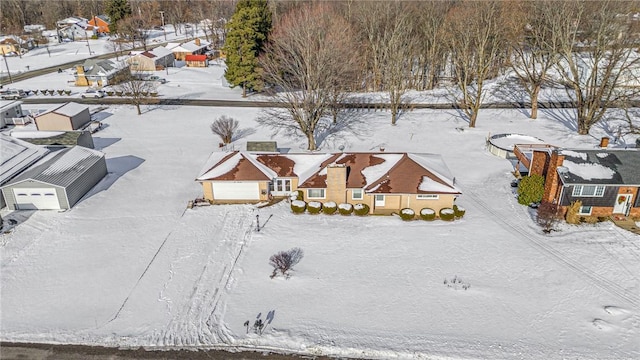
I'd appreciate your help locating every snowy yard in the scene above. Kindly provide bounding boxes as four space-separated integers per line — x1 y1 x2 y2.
1 99 638 359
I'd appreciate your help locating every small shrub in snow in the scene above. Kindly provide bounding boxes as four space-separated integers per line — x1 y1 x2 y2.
453 204 466 218
338 203 353 215
444 275 471 290
269 247 304 279
307 201 322 214
537 202 561 233
420 208 436 221
439 208 455 221
289 190 304 202
517 174 545 206
399 208 415 221
291 200 306 214
322 201 337 215
565 200 582 224
353 203 370 216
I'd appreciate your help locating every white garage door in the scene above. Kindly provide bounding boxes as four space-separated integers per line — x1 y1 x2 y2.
213 182 260 200
13 188 60 210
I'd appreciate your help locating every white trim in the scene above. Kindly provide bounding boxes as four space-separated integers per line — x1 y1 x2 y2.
374 194 385 206
307 188 325 199
572 185 605 197
351 189 363 200
417 194 439 200
578 205 592 215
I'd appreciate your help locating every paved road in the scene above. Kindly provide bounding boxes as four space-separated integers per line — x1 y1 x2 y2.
0 342 334 360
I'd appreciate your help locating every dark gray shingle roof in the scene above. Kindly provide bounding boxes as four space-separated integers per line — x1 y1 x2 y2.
559 149 640 185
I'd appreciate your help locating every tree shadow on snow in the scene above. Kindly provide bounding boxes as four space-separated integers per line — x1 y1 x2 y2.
92 137 121 150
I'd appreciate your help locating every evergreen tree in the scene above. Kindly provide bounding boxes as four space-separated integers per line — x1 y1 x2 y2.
223 0 272 97
105 0 132 34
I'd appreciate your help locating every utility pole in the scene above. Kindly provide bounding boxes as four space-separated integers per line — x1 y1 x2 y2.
160 11 167 41
1 48 12 84
85 31 93 55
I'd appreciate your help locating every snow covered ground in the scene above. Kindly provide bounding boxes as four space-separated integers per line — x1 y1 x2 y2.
1 41 639 360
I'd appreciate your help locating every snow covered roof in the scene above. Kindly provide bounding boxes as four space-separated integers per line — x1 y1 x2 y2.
0 100 22 111
82 59 126 77
35 102 88 118
557 149 640 185
198 151 460 195
196 151 275 181
0 134 50 185
171 39 210 53
150 46 173 58
3 146 105 188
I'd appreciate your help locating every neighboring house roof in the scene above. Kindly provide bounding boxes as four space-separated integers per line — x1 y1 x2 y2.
172 39 210 53
11 130 85 147
0 100 22 111
557 149 640 186
57 16 88 27
0 134 50 185
185 54 207 61
165 42 181 50
138 46 172 59
3 146 104 188
198 151 461 195
0 36 19 45
82 59 126 77
35 102 87 118
96 15 110 23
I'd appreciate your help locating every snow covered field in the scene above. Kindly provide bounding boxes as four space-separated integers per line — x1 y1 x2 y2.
1 41 639 359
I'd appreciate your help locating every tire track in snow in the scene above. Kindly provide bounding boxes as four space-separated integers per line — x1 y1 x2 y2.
459 180 640 307
155 206 254 346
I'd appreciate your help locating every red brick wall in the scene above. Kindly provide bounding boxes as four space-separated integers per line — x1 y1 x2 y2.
542 151 565 204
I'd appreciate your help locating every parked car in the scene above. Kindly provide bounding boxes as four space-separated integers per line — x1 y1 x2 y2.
0 89 26 100
81 89 105 98
148 76 167 84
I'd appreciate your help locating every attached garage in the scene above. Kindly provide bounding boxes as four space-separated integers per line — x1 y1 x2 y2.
212 182 260 200
1 146 107 210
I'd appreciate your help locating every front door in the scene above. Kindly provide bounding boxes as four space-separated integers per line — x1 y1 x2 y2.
613 194 633 215
374 194 385 207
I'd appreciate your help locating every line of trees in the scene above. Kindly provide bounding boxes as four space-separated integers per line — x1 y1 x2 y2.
222 0 640 150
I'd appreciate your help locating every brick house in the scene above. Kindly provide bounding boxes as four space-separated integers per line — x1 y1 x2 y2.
88 15 111 34
514 144 640 218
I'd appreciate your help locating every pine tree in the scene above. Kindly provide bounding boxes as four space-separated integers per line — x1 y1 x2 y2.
223 0 272 97
105 0 132 34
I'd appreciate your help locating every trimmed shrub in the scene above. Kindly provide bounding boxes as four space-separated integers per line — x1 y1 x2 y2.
420 208 436 221
115 91 123 96
354 203 370 216
47 90 55 95
399 208 415 221
565 200 581 224
106 91 114 96
453 204 466 218
57 89 64 95
517 174 545 206
64 89 71 95
322 201 337 215
338 203 353 215
291 200 306 214
307 201 322 214
439 208 455 221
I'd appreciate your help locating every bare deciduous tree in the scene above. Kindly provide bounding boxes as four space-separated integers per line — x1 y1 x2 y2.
412 1 452 91
114 70 158 115
259 3 359 150
443 1 510 128
210 115 239 144
508 0 561 119
537 202 562 233
269 247 304 279
553 0 640 135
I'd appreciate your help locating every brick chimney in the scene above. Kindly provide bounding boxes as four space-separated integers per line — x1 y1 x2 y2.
542 150 566 204
326 163 347 204
599 137 609 148
195 38 201 46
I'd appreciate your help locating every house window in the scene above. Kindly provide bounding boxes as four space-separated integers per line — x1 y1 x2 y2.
273 179 291 192
307 189 325 199
578 206 592 215
572 185 605 197
417 194 439 200
352 189 363 200
375 194 385 206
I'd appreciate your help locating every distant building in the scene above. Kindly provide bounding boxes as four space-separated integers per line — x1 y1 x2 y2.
127 46 175 71
88 15 111 34
75 59 129 87
34 102 91 131
170 38 210 61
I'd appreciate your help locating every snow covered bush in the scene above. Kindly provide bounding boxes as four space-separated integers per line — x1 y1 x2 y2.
420 208 436 221
453 204 466 218
307 201 323 214
517 174 544 206
338 203 353 215
322 201 337 215
353 203 370 216
291 200 306 214
444 275 470 290
399 208 415 221
269 247 304 279
439 208 455 221
289 190 304 202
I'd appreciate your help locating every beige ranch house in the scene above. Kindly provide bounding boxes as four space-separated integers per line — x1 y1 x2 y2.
197 151 461 215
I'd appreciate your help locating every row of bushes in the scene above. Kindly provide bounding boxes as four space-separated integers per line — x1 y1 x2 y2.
290 200 466 221
399 205 466 221
27 89 72 96
105 91 159 97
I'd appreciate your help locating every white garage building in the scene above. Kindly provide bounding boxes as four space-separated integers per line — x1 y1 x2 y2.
1 146 107 210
